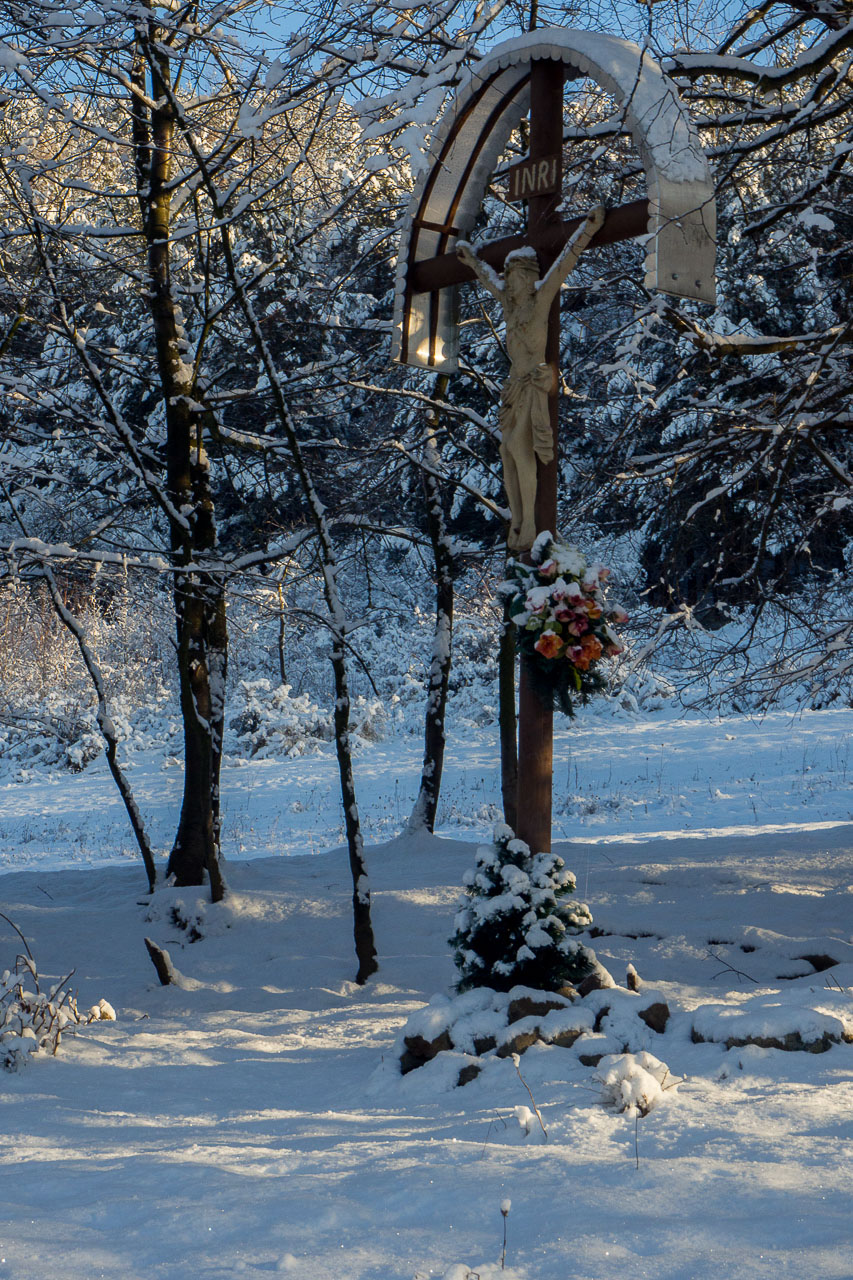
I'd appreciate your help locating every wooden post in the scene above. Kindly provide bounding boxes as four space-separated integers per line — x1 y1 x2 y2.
515 58 564 855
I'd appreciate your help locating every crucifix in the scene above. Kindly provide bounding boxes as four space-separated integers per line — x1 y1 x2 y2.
393 30 716 856
456 204 605 552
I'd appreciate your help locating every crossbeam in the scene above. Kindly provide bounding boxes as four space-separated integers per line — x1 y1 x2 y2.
411 198 650 294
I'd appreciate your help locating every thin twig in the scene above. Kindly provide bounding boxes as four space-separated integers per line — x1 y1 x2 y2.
0 912 34 963
512 1054 548 1140
707 948 759 984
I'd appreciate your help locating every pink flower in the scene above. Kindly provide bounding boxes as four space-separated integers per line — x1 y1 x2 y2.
538 560 558 580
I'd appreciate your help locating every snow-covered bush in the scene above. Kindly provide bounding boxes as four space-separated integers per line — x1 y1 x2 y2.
0 933 115 1071
597 1051 676 1116
228 679 386 756
229 680 334 755
450 824 595 993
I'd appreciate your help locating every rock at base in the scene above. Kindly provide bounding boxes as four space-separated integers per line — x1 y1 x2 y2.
497 1026 542 1058
400 1029 453 1075
638 1001 670 1034
507 992 573 1024
457 1061 482 1086
691 1027 840 1054
548 1026 583 1049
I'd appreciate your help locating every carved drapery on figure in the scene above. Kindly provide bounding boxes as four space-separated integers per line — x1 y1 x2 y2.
456 207 604 549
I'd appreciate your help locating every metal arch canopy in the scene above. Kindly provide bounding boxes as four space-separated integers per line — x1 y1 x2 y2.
392 28 717 372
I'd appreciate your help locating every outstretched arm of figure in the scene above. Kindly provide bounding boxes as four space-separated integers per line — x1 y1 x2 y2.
455 240 504 302
536 205 606 312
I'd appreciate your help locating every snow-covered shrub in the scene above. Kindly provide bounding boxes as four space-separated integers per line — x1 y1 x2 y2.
347 694 387 743
229 680 334 756
597 1051 676 1116
0 927 114 1070
228 679 386 756
450 824 595 993
65 726 105 772
170 898 206 943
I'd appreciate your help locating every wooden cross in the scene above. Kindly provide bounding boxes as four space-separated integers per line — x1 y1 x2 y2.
396 35 715 855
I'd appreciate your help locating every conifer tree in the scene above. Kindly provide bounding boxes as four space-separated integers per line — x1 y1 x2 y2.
450 825 594 993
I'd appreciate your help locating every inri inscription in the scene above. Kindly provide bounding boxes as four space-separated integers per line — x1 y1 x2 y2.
506 153 561 202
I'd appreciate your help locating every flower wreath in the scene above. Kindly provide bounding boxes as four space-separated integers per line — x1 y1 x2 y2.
500 533 627 716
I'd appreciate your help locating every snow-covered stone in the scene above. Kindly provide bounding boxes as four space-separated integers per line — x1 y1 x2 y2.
691 989 853 1052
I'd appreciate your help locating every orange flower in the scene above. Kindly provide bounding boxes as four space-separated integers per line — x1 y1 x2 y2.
534 631 564 659
571 633 602 671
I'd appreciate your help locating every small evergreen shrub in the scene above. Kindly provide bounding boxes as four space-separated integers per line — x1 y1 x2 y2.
450 824 594 992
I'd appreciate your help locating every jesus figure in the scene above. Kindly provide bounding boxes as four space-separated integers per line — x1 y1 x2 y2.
456 205 605 551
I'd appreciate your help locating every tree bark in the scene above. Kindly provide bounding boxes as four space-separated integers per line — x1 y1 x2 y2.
144 937 178 986
409 376 456 834
330 633 379 984
276 580 287 685
132 35 227 900
195 190 379 979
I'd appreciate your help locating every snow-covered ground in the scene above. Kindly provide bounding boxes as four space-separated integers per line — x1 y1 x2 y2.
1 704 853 1279
3 705 853 871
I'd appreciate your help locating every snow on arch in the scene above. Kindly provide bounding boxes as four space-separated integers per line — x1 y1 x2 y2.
392 28 717 372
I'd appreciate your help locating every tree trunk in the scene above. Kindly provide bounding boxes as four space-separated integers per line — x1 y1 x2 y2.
170 576 227 900
201 201 379 978
28 555 159 894
276 580 287 685
409 378 456 834
330 634 379 984
132 37 227 900
498 605 518 832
